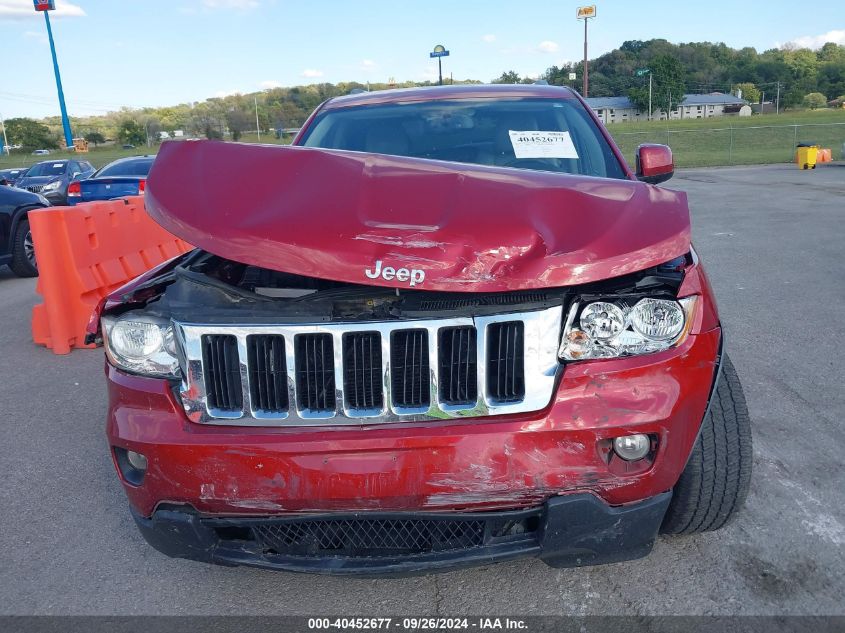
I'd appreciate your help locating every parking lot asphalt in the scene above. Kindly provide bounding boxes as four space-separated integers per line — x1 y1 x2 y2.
1 163 844 616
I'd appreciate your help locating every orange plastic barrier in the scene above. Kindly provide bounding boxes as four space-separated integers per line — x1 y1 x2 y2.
817 148 832 163
30 196 193 354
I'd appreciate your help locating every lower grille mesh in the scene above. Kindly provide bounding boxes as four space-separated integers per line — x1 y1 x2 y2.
253 517 486 558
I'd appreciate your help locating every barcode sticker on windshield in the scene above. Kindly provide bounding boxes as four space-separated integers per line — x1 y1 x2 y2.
508 131 579 159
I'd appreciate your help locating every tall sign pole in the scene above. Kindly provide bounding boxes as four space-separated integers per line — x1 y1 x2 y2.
576 6 596 96
429 45 450 86
635 68 652 120
34 0 73 149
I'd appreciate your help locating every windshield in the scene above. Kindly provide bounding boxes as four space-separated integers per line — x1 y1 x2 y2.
96 158 154 178
24 162 67 177
300 97 626 179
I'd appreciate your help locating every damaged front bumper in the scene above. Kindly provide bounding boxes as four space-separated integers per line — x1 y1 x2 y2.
131 492 672 575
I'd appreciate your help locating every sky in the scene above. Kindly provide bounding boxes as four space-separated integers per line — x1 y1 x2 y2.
1 0 844 119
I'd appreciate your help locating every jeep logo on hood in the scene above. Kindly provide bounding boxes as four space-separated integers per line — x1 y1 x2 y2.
365 260 425 287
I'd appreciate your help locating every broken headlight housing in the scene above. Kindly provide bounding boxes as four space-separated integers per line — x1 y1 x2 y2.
559 296 697 361
102 312 180 378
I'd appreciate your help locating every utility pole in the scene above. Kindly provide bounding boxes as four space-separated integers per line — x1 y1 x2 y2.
0 112 8 156
776 82 781 115
576 6 596 96
648 72 653 121
254 95 260 141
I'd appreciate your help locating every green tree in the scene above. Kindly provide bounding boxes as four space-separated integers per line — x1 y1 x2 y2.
732 82 760 103
802 92 828 109
492 70 521 84
627 55 686 116
225 108 251 141
117 119 145 146
85 131 106 146
5 117 57 150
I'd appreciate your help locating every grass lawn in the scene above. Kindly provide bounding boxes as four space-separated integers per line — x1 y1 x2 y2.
604 109 845 167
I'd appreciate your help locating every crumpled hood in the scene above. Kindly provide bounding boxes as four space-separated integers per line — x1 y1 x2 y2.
146 140 691 292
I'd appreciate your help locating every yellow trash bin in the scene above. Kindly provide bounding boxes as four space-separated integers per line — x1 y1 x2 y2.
795 145 818 170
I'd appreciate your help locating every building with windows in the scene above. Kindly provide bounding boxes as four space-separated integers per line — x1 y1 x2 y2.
585 93 751 124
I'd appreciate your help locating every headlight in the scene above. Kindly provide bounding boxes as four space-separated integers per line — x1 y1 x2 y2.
41 180 61 191
559 296 696 361
102 312 180 378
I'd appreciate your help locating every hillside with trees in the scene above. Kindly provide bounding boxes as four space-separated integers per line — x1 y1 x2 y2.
541 39 845 110
8 40 844 149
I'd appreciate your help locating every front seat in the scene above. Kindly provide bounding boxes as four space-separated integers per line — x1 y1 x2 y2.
364 120 411 157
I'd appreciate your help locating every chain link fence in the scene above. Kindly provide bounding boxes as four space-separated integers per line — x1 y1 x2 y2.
611 122 845 168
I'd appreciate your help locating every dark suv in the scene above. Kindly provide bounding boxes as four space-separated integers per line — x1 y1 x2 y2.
0 184 49 277
15 159 95 206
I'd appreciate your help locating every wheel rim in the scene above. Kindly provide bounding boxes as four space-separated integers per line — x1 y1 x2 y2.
24 230 37 269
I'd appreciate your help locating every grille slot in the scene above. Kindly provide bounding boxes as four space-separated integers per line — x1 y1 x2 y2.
390 329 430 409
253 517 487 558
295 334 336 413
438 326 477 406
247 335 288 413
201 334 243 412
342 332 383 411
486 322 525 403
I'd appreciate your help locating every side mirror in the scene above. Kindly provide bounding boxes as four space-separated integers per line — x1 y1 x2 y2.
636 144 674 185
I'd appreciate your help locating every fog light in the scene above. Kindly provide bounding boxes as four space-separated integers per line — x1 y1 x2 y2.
613 434 651 461
126 450 148 471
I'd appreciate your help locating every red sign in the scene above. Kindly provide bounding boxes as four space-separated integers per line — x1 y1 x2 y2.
34 0 56 11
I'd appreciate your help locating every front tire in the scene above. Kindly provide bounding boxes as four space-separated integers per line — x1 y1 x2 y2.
661 354 752 534
10 218 38 277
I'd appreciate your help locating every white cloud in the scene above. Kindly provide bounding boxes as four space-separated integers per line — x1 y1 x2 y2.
0 0 85 19
202 0 259 8
482 34 496 43
301 69 324 78
23 29 47 43
260 79 283 89
215 88 243 97
361 59 376 68
537 40 559 54
785 29 845 49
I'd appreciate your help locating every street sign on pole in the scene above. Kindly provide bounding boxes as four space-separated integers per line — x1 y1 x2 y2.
568 72 577 81
429 45 450 86
33 0 56 10
635 68 650 77
576 6 596 97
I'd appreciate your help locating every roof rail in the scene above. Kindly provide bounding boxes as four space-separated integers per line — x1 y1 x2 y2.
349 88 367 95
533 80 549 85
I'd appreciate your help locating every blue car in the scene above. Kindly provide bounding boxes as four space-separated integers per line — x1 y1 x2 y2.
67 156 154 206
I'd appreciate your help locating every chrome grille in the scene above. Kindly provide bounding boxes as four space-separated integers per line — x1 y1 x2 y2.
25 185 45 194
176 306 562 426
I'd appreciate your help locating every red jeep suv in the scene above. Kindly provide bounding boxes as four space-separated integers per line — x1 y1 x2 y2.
94 84 752 575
